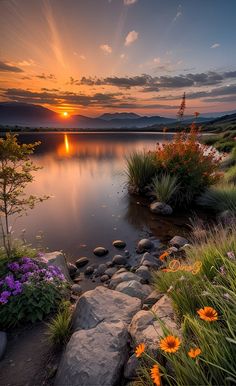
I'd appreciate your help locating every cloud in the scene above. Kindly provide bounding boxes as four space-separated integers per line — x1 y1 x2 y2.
100 44 112 54
211 43 220 49
124 0 138 5
0 61 23 73
173 5 182 22
125 30 138 46
17 59 35 67
36 73 57 80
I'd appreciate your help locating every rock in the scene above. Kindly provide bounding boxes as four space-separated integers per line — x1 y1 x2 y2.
141 252 162 269
137 239 155 254
44 251 71 281
75 257 89 268
84 265 94 275
73 286 141 331
106 260 113 268
115 280 152 301
113 240 126 249
100 274 110 282
71 284 82 295
150 202 173 215
109 271 142 289
124 354 139 380
135 266 152 283
67 263 77 277
56 321 128 386
112 255 127 266
94 263 107 277
124 250 130 257
129 295 179 350
169 236 189 249
0 331 7 360
104 267 117 277
144 290 163 306
93 247 108 257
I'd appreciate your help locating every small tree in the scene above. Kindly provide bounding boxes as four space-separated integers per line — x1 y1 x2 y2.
0 133 49 258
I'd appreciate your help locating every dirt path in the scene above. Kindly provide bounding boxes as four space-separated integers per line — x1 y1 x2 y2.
0 322 61 386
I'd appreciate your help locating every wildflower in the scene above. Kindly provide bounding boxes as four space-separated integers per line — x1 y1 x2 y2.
223 293 231 300
0 290 11 304
227 251 235 260
150 364 161 386
160 335 181 353
167 285 174 293
135 343 145 358
188 347 201 358
159 251 169 261
197 306 218 322
8 262 20 272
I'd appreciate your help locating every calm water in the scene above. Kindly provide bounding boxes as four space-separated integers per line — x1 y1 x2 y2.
11 132 191 267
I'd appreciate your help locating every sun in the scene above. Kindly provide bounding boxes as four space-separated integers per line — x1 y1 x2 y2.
62 111 69 117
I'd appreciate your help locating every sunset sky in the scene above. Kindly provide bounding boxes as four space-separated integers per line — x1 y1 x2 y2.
1 0 236 117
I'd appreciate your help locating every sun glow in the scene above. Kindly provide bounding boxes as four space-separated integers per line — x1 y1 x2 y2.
62 111 68 117
64 134 70 153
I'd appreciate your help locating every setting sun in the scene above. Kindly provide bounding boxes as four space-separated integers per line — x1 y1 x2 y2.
62 112 68 117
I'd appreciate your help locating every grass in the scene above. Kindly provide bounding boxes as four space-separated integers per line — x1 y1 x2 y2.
125 151 157 193
197 184 236 213
47 301 72 346
225 165 236 184
152 174 179 203
0 240 37 276
202 131 236 153
136 224 236 386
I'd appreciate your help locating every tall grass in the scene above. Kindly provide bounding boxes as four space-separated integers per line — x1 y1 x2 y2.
47 301 72 346
125 151 157 192
152 174 179 203
197 184 236 213
225 165 236 184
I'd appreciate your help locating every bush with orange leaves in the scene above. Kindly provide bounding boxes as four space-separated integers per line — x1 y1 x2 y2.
154 130 222 206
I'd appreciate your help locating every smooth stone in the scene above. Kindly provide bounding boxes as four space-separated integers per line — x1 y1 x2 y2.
94 263 107 277
104 267 118 277
169 236 189 249
141 252 162 269
84 266 94 275
100 274 110 282
106 261 113 268
67 263 77 277
137 239 155 254
115 280 152 301
0 331 7 360
112 255 127 266
71 284 82 295
150 201 173 215
124 250 130 257
135 266 152 283
113 240 126 249
73 286 141 330
109 271 142 289
124 354 139 380
75 257 89 268
56 321 128 386
93 247 108 257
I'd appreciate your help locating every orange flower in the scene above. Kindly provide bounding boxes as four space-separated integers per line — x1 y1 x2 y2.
188 347 201 359
160 335 181 353
150 364 161 386
135 343 145 358
159 251 169 261
197 306 218 322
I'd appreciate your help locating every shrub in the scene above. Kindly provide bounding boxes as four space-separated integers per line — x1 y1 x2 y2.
225 165 236 184
215 140 236 152
47 301 72 346
152 174 179 203
197 184 236 213
154 130 222 206
125 151 156 193
0 257 67 328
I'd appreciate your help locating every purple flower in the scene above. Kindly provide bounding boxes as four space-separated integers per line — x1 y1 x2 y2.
8 262 20 272
0 290 11 304
12 281 22 295
20 257 32 264
5 275 16 290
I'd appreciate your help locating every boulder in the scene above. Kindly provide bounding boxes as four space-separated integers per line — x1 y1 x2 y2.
71 284 82 296
44 252 71 281
141 252 162 269
124 354 139 380
109 271 142 289
113 240 126 249
56 321 128 386
135 266 152 283
112 255 127 266
169 236 189 249
0 331 7 360
73 286 141 331
137 239 154 254
150 202 173 215
115 280 152 301
75 257 89 268
93 247 108 257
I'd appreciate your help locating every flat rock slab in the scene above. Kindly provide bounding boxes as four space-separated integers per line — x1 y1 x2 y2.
55 321 128 386
73 286 141 331
115 280 152 301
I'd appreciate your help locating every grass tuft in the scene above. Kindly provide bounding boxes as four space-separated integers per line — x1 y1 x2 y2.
152 174 179 203
47 301 72 346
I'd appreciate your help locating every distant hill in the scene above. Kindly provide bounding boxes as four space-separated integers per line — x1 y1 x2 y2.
0 102 175 129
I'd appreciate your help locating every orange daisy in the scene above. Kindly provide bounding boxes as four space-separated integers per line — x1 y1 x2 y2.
150 364 161 386
159 251 169 261
197 306 218 322
188 347 201 359
135 343 145 358
160 335 181 353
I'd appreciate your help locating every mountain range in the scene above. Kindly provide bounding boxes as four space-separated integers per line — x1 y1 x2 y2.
0 102 236 130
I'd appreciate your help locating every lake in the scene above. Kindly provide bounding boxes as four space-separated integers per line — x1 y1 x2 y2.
10 132 192 274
